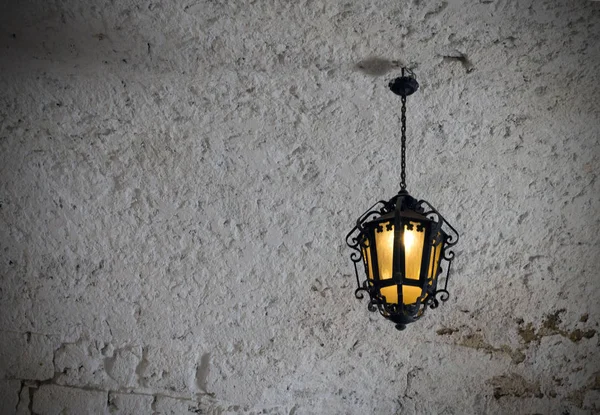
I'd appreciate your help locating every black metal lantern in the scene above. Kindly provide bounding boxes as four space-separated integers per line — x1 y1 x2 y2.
346 69 459 331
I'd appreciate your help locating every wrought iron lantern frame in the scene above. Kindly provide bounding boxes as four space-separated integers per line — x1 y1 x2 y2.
345 68 460 330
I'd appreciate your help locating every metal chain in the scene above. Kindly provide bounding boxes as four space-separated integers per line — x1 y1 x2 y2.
400 94 407 191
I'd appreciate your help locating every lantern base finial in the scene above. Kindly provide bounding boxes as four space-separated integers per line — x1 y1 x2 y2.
388 313 418 330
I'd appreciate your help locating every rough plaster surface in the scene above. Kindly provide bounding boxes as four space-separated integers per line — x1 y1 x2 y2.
0 0 599 413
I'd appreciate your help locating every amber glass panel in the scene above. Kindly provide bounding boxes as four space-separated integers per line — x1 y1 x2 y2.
402 285 422 305
362 241 374 280
404 222 425 280
428 239 442 280
375 222 396 303
375 223 394 280
380 285 398 304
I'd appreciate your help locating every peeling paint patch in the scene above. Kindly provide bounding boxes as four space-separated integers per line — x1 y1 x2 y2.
436 327 459 335
455 332 526 364
486 373 542 399
517 310 597 344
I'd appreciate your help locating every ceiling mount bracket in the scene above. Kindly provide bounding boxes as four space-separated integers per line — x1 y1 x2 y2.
388 76 419 97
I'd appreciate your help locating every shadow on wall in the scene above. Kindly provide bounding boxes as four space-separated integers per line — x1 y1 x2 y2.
354 57 405 76
354 53 473 78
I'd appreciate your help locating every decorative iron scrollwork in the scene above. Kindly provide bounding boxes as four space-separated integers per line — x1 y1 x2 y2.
426 289 450 309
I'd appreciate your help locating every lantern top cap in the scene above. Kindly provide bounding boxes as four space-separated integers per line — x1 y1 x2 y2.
362 208 431 225
360 193 432 228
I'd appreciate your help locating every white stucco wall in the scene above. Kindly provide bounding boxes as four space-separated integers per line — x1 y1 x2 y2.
1 0 599 413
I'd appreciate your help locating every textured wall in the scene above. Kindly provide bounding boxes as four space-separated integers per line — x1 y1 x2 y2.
1 0 599 414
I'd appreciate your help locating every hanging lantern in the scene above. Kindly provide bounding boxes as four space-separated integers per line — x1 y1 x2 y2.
346 69 459 331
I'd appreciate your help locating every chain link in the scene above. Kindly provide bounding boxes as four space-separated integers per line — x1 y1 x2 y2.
400 94 407 191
